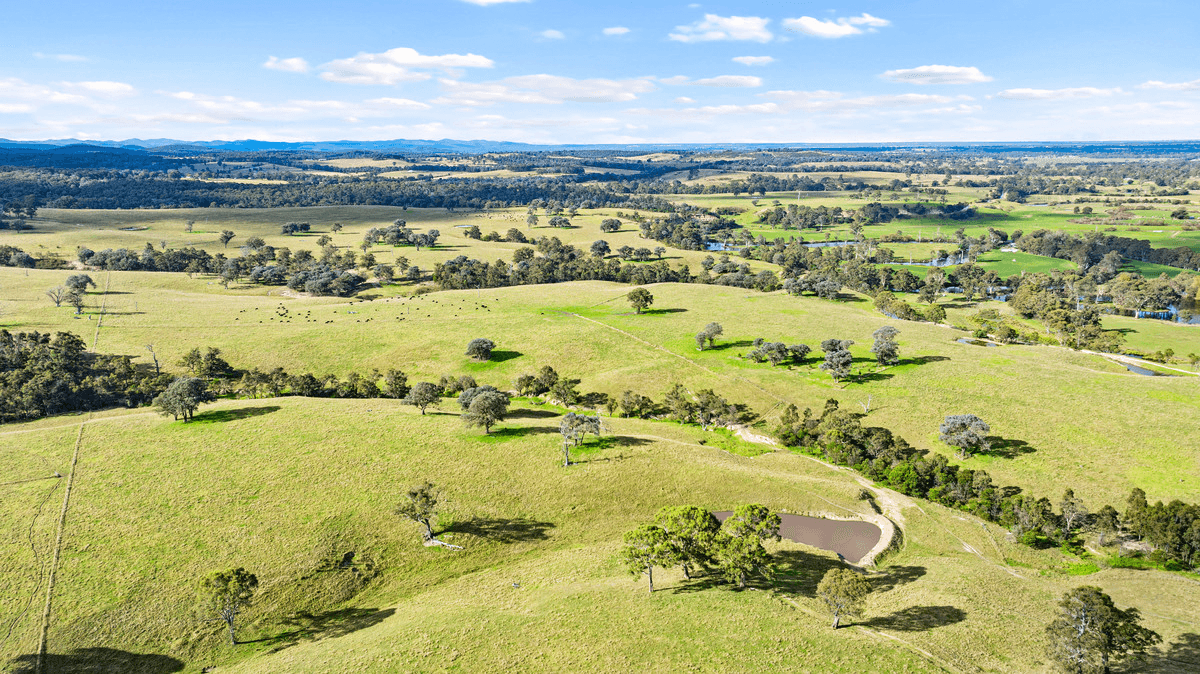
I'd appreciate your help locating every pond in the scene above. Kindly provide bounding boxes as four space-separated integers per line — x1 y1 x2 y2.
1122 363 1163 376
713 511 882 564
956 338 1000 347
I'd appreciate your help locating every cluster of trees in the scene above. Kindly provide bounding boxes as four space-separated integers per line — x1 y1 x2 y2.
464 225 529 243
432 244 690 291
745 339 811 367
1018 228 1200 272
362 220 440 250
0 330 171 422
620 504 780 591
1 243 67 269
1009 275 1130 350
777 399 1200 568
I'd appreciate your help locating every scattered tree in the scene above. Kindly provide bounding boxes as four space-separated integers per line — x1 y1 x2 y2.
819 339 855 382
65 274 96 293
46 286 67 307
465 338 496 361
198 567 258 645
695 322 724 350
558 412 601 466
395 481 442 543
1045 586 1160 673
870 326 901 367
218 230 236 248
462 390 509 434
715 504 780 588
655 506 721 579
939 414 991 459
816 568 871 629
403 382 442 414
153 377 212 422
627 287 654 314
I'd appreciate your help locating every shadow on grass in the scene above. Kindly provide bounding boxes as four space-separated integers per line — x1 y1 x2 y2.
641 308 688 315
589 436 653 450
987 436 1036 459
506 408 560 419
441 516 555 543
189 405 281 424
870 565 927 593
864 605 967 632
833 293 868 303
850 371 895 384
1138 632 1200 673
475 426 558 440
254 607 396 652
7 648 184 674
484 350 522 363
904 355 951 366
707 340 755 352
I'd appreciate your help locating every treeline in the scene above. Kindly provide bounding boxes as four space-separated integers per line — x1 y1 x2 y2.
0 330 171 422
778 399 1200 569
1017 229 1200 271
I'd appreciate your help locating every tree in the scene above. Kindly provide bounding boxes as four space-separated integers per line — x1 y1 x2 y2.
153 377 212 422
939 414 991 459
1060 489 1089 538
384 369 409 398
465 338 496 361
925 304 946 324
695 322 723 350
715 504 780 587
600 218 621 233
655 506 721 579
816 568 871 629
316 234 333 247
548 216 571 228
65 274 96 292
558 412 601 466
198 568 258 645
591 240 610 258
619 524 675 593
870 326 901 367
46 286 67 307
396 481 441 542
219 230 236 248
66 289 86 315
463 390 509 434
819 339 855 382
403 382 442 414
526 213 539 228
1045 586 1160 673
627 287 654 314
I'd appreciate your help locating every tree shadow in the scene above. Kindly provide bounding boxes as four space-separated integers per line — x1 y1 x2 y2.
903 355 951 366
763 549 845 597
484 350 522 363
708 340 755 352
254 607 396 652
477 426 558 440
506 408 560 419
833 293 868 303
589 436 653 450
850 371 895 384
642 308 689 315
1135 632 1200 673
441 516 555 543
987 436 1036 459
864 605 968 632
7 648 184 674
870 565 928 593
189 406 281 424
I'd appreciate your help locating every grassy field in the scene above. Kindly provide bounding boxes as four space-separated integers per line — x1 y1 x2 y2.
4 394 1200 673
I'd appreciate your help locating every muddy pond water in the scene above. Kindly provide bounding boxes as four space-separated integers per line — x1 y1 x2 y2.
713 511 882 564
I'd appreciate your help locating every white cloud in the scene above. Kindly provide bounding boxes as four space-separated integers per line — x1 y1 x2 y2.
264 56 310 73
670 14 773 43
0 78 91 105
881 65 992 85
0 103 35 114
996 87 1121 100
783 13 889 39
320 47 494 85
540 29 565 39
1139 79 1200 91
33 52 88 62
603 26 630 36
458 0 531 5
732 56 774 66
675 96 695 104
367 97 433 110
924 104 983 115
433 75 656 106
658 76 691 85
763 89 956 111
59 81 137 97
693 75 762 88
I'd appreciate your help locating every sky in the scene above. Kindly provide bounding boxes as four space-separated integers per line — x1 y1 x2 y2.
2 0 1199 144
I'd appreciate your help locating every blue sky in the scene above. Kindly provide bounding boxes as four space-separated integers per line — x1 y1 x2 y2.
3 0 1199 143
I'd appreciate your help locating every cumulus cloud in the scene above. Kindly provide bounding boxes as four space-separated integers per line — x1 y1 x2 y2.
732 56 774 66
763 89 956 111
60 81 137 97
433 75 656 106
996 87 1121 100
603 26 630 36
0 77 91 105
675 96 695 103
0 103 35 114
1139 79 1200 91
693 75 762 88
321 47 494 85
33 52 88 62
670 14 773 43
881 65 992 85
540 29 565 39
263 56 310 73
783 13 889 39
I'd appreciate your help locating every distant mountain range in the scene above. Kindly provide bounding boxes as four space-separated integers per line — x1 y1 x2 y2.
1 138 1199 155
